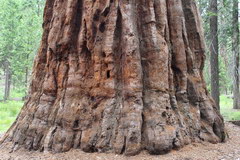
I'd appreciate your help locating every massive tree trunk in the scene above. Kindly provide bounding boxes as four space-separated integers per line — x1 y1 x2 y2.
209 0 220 110
232 0 240 109
1 0 225 156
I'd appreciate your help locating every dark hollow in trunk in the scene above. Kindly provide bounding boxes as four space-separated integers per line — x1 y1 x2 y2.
0 0 225 156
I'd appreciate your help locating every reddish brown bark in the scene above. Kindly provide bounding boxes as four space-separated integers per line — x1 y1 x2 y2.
0 0 225 156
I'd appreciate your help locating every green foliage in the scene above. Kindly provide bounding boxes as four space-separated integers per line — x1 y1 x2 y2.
0 0 45 99
0 101 23 132
198 0 235 95
10 88 26 99
220 95 240 121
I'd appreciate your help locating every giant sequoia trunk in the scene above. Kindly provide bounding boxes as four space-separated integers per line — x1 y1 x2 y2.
1 0 225 156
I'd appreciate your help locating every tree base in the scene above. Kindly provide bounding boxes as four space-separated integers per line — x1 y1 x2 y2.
0 94 226 156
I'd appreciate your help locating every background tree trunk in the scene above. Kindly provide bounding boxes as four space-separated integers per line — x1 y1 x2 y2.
1 0 225 156
232 0 240 109
25 53 30 98
209 0 220 110
4 61 11 101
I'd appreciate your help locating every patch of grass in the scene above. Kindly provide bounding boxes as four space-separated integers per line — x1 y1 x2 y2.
0 101 23 132
220 95 240 121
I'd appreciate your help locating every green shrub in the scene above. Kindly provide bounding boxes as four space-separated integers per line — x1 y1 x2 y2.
220 95 240 121
0 101 23 132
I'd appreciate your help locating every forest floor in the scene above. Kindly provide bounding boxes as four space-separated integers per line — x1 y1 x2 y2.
0 122 240 160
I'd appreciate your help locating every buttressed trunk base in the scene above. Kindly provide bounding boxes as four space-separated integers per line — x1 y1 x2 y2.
0 0 225 156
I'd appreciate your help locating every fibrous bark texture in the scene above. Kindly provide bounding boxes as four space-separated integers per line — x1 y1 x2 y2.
1 0 225 156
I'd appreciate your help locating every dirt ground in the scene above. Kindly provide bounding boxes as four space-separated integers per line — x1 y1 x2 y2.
0 122 240 160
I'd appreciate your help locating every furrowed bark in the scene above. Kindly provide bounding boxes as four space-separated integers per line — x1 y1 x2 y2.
1 0 225 156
